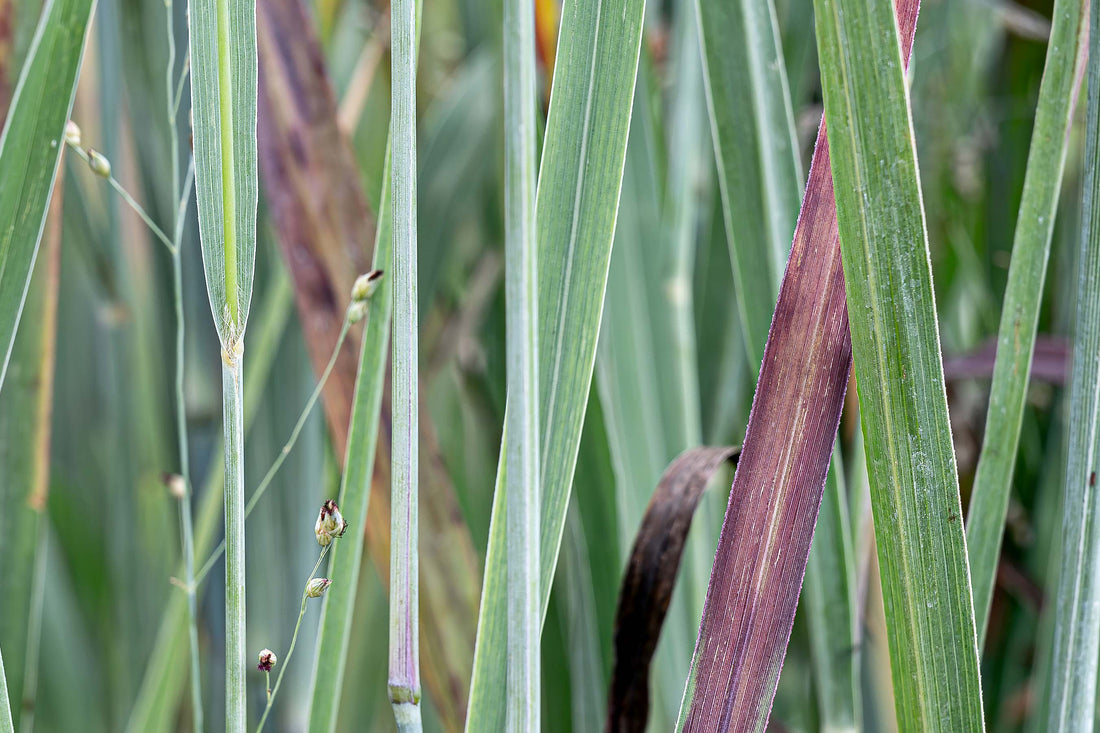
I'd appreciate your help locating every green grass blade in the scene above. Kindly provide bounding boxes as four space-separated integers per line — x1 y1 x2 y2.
190 0 258 345
307 144 393 733
814 1 985 727
696 0 802 367
0 0 94 393
465 0 645 725
503 0 541 717
965 0 1087 645
803 451 860 731
1046 1 1100 725
0 175 60 732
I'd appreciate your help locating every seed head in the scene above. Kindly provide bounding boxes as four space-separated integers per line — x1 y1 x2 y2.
87 149 111 178
351 270 384 302
315 499 348 547
257 648 277 672
165 473 187 500
64 121 82 148
305 578 332 598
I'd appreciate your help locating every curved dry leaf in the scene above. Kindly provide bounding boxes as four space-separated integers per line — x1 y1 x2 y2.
607 446 740 733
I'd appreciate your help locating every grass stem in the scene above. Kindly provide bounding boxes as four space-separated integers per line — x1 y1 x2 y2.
389 0 421 726
503 0 540 719
222 355 246 732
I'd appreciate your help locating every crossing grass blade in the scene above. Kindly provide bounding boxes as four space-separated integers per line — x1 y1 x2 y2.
696 0 860 725
0 0 94 393
465 0 645 725
815 0 986 727
965 0 1088 645
679 3 920 730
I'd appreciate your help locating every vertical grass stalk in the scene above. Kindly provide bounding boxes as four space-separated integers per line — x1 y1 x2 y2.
1046 0 1100 725
222 353 246 730
389 0 421 727
189 0 259 719
503 0 540 720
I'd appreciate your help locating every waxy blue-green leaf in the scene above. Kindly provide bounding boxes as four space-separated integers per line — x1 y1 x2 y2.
189 0 258 344
1046 0 1100 726
465 0 645 726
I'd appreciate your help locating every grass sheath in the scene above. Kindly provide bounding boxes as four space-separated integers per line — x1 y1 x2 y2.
1046 0 1100 725
222 354 247 731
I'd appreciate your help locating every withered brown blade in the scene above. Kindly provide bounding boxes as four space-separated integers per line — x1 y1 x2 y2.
256 2 480 728
681 3 920 730
607 446 741 733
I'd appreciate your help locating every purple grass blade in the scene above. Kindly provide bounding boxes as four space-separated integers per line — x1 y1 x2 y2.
680 4 920 729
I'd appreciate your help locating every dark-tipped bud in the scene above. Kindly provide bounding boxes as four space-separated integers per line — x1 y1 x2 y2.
257 648 277 672
351 269 384 302
315 499 348 547
306 578 332 598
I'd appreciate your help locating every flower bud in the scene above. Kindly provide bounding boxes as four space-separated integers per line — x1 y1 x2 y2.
306 578 332 598
315 499 348 547
351 270 384 302
347 300 367 324
87 149 111 178
257 648 277 672
64 120 82 148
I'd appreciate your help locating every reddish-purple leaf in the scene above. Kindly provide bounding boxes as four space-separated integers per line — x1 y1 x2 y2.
681 4 919 730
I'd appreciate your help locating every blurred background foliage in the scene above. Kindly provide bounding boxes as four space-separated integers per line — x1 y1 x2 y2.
0 0 1081 729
